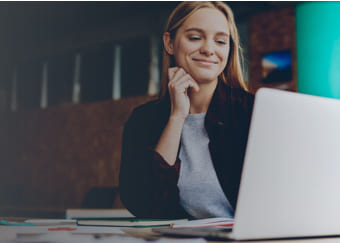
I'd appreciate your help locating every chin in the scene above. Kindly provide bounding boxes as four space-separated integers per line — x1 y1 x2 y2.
193 78 218 86
191 72 218 84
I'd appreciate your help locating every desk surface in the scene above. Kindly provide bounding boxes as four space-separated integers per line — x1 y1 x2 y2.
2 217 340 243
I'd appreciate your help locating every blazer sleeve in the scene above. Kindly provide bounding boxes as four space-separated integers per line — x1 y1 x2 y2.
119 104 189 219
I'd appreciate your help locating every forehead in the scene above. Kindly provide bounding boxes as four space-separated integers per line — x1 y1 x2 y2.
180 7 230 34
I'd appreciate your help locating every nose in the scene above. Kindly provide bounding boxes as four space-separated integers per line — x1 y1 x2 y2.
200 40 214 56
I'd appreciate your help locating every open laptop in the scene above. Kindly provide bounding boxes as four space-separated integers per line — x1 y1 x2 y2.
154 88 340 240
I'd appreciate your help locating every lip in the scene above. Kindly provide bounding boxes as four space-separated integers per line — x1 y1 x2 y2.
192 58 218 64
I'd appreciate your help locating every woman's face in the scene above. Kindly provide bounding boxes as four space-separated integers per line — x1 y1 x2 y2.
170 8 230 85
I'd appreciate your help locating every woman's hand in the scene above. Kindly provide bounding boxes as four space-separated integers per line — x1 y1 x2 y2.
154 67 200 165
168 67 200 120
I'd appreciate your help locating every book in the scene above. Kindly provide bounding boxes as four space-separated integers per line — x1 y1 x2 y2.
77 218 188 228
171 217 234 228
66 208 134 219
24 219 77 226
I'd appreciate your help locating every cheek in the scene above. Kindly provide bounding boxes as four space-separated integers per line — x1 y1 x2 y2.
219 47 230 66
173 40 197 63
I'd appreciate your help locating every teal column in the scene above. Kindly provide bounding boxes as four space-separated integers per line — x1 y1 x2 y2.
296 2 340 99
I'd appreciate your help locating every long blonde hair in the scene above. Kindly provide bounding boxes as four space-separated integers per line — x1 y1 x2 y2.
159 1 247 98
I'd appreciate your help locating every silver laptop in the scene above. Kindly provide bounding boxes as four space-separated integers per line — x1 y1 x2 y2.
154 88 340 240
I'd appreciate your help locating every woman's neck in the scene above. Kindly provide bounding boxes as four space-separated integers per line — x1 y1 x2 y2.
188 80 218 114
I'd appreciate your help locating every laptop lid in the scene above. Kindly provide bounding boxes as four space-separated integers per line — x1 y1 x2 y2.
232 88 340 240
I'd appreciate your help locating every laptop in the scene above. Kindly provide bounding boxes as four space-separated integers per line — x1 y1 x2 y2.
154 88 340 240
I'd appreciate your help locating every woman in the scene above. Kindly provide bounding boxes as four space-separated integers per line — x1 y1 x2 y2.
119 1 254 219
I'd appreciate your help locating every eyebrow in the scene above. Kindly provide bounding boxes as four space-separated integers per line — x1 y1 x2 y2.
184 27 229 37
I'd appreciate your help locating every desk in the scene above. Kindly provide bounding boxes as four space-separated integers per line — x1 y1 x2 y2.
123 228 340 243
2 217 340 243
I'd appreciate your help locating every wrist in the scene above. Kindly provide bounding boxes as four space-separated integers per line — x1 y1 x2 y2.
169 114 186 124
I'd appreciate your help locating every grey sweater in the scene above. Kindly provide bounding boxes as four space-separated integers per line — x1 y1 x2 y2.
178 113 234 219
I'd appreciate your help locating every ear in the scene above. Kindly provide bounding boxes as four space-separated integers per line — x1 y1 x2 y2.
163 32 174 55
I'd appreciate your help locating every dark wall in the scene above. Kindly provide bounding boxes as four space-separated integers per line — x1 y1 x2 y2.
0 95 154 217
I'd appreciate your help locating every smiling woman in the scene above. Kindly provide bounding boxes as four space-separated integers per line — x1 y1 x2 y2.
119 1 254 219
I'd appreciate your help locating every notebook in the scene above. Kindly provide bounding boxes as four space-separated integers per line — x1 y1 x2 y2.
77 218 187 228
154 88 340 240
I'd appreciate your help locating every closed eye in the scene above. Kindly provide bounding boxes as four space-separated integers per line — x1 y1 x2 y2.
216 39 228 45
188 35 201 41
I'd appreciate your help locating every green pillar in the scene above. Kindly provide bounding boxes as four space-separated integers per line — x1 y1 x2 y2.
296 2 340 98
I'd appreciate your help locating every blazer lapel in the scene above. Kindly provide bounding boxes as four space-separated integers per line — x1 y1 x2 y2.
205 81 246 209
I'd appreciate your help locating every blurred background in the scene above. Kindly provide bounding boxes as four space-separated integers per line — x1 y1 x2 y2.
0 1 297 112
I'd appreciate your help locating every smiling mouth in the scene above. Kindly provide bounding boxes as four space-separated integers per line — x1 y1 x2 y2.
192 58 218 65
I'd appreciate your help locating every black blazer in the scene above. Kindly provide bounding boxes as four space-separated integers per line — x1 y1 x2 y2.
119 80 254 218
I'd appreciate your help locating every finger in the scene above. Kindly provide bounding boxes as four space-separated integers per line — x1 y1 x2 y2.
168 77 188 94
189 80 200 92
168 73 191 90
169 73 200 94
175 81 194 94
169 70 193 85
168 67 180 80
171 67 187 81
173 74 193 86
174 78 200 94
175 74 200 93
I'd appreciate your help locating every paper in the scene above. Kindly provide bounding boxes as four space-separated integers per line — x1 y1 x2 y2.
172 217 234 228
66 208 134 219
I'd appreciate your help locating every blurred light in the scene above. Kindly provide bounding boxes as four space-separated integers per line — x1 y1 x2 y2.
296 2 340 99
